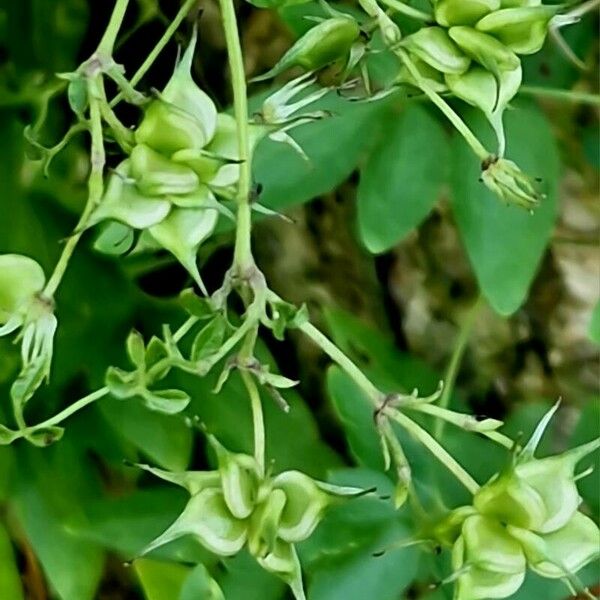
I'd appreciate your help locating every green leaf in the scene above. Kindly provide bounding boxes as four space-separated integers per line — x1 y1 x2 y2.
180 564 225 600
135 558 189 600
12 440 104 600
100 398 193 470
141 388 191 414
219 551 285 600
0 522 24 600
191 316 227 362
589 301 600 345
253 95 389 212
450 104 560 315
358 104 448 253
127 330 146 367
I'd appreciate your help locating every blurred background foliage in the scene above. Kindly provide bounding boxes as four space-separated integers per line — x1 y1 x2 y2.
0 0 598 598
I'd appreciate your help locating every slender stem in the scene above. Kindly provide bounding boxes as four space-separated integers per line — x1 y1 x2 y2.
173 316 200 343
110 0 198 108
519 85 600 106
379 0 433 21
389 410 480 495
396 48 490 161
43 77 106 299
97 0 131 56
219 0 254 272
435 296 482 439
241 368 265 476
298 320 382 405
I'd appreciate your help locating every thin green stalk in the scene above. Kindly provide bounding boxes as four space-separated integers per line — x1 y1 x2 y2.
519 85 600 106
43 77 106 299
396 48 490 161
241 369 265 476
97 0 131 56
110 0 198 108
25 387 110 434
435 296 482 439
388 409 480 495
379 0 433 21
298 320 382 405
219 0 254 272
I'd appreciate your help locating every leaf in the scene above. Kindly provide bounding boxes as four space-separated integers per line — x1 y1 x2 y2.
0 522 24 600
135 558 189 600
180 289 215 319
12 440 105 600
105 366 139 399
253 95 389 212
450 104 560 315
589 301 600 345
218 551 285 600
303 469 419 600
357 104 449 253
191 316 227 362
141 388 191 415
99 398 193 470
180 564 225 600
126 330 146 367
93 221 135 256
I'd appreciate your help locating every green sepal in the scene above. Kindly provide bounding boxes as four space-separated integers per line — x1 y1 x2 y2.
476 6 560 55
139 488 247 557
401 27 471 75
434 0 500 27
507 512 600 579
209 435 261 520
135 30 217 154
255 540 306 600
147 207 218 294
130 144 200 196
251 16 361 82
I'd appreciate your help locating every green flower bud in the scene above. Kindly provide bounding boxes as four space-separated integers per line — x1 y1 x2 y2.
0 254 45 334
271 471 364 543
435 0 500 27
507 512 600 579
88 161 171 230
448 26 520 74
130 144 199 196
148 207 218 294
140 487 247 557
401 27 471 75
251 17 361 82
452 515 526 599
209 436 261 520
476 6 560 55
396 57 448 93
481 157 541 209
255 540 306 600
135 30 217 155
475 439 600 534
445 64 521 155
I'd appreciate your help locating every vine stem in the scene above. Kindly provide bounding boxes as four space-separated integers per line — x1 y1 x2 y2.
219 0 254 272
388 410 480 495
110 0 198 108
435 296 482 439
97 0 131 56
241 369 265 476
43 76 107 299
519 85 600 106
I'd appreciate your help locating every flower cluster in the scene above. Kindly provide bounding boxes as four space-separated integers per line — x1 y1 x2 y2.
399 0 560 158
88 32 242 293
431 405 600 599
136 435 366 599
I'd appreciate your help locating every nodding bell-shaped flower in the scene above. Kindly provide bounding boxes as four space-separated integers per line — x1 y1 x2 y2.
135 29 217 156
452 515 526 600
507 512 600 580
474 402 600 534
476 6 561 55
435 0 501 27
481 156 542 210
0 254 47 336
250 16 361 83
401 27 472 74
